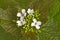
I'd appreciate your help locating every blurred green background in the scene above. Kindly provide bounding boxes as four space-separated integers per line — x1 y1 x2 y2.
0 0 60 40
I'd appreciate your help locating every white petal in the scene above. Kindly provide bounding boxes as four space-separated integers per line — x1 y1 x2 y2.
23 13 26 16
17 12 22 17
28 8 31 10
27 8 31 13
16 20 21 23
35 25 40 29
31 22 35 26
37 21 42 25
17 23 22 26
20 16 24 21
22 9 26 13
30 9 34 13
33 18 37 23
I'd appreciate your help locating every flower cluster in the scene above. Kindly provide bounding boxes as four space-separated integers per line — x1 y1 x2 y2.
16 8 42 30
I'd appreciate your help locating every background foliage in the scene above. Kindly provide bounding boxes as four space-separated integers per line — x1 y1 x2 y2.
0 0 60 40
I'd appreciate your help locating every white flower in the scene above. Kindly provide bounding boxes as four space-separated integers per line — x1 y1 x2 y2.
16 20 26 26
27 8 34 15
16 19 26 26
22 9 26 13
31 18 42 29
17 12 22 17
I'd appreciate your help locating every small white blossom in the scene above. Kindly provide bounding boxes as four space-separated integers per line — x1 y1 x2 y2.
17 12 22 17
31 18 42 29
17 20 26 26
27 8 34 15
